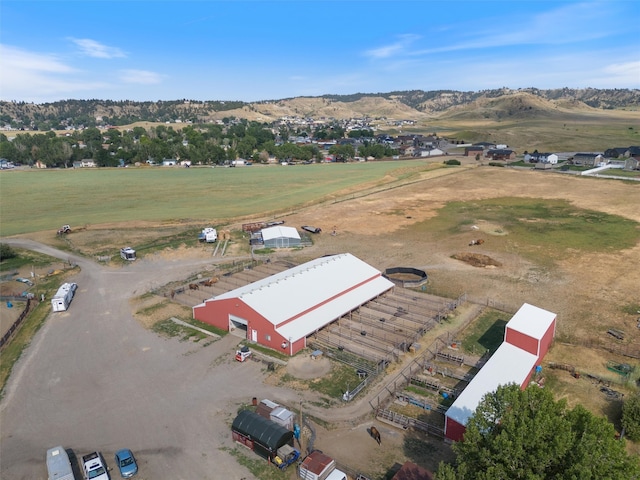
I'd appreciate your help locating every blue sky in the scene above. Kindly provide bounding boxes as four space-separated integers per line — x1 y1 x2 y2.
1 1 638 103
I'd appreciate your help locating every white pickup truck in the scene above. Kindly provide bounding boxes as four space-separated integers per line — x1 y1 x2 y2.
82 452 109 480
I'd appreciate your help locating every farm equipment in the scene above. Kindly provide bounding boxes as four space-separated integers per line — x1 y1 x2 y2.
607 328 625 341
57 225 71 235
302 225 321 234
273 444 299 470
235 345 252 362
606 361 635 378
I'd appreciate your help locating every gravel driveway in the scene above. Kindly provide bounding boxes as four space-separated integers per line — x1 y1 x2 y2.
0 240 304 480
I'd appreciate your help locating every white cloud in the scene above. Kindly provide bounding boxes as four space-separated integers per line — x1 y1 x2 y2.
0 44 108 101
69 38 126 59
602 61 640 85
0 44 74 74
364 34 420 59
118 69 164 85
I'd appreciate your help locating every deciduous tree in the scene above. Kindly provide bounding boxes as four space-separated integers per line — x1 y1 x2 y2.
437 384 640 480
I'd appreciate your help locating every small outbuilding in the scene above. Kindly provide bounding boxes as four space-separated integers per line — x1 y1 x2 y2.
261 225 301 248
256 399 280 419
231 410 294 461
270 406 295 430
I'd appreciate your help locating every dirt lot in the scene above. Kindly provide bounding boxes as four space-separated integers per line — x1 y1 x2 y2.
3 165 639 474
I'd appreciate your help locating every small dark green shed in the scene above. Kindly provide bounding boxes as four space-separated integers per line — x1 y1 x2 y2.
231 410 294 460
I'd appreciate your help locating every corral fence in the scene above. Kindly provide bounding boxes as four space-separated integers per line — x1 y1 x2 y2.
0 298 33 349
466 295 519 315
383 267 428 288
558 338 640 360
375 407 445 439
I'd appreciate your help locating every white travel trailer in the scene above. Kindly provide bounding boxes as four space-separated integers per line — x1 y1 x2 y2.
46 446 75 480
120 247 137 261
199 227 218 243
51 283 77 312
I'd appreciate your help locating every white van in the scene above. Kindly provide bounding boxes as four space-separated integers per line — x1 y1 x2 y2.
46 446 75 480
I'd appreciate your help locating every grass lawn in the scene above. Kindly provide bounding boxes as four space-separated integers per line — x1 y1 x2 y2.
0 160 440 236
459 309 508 356
411 197 639 267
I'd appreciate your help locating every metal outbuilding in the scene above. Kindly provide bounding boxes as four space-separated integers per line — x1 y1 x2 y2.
444 303 556 442
193 253 394 355
231 410 294 461
261 225 301 248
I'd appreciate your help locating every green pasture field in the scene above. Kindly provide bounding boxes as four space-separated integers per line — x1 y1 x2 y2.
411 197 640 267
0 161 436 237
459 309 508 356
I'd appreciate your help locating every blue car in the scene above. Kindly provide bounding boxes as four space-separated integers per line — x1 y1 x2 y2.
114 449 138 478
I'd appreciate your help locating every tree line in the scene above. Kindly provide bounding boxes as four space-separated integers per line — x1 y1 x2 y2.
0 121 397 168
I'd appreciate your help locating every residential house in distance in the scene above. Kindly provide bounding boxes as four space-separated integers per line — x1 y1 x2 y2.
464 146 484 157
415 148 444 157
524 152 558 164
604 146 640 159
572 153 603 167
486 148 516 161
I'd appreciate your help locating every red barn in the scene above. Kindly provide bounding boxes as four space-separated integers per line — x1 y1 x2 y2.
192 253 394 355
444 303 556 442
504 303 556 363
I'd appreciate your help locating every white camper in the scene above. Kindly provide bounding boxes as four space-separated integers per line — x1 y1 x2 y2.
46 446 75 480
199 227 218 243
51 283 77 312
120 247 136 261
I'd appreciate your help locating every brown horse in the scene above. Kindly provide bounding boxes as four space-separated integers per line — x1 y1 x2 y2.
189 283 199 290
469 239 485 246
369 426 381 445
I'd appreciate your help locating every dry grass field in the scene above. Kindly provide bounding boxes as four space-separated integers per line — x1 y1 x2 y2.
4 162 640 472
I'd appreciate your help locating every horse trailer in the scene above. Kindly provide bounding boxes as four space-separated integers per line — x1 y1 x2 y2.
46 446 75 480
51 283 77 312
120 247 137 261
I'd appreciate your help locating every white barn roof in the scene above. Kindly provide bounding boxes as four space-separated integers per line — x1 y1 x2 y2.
446 342 538 427
261 225 300 241
507 303 556 340
213 253 394 340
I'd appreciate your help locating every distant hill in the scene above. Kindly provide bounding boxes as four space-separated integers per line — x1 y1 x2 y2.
1 88 638 130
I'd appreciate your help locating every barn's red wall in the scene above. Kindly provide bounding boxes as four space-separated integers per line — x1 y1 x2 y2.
193 298 262 331
445 416 466 442
505 328 539 356
537 318 556 361
193 298 305 355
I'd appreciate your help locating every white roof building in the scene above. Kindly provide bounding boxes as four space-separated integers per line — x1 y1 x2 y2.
445 303 557 441
193 253 394 354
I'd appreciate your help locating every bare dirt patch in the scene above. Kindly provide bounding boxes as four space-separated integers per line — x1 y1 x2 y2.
286 355 331 380
451 252 502 268
130 294 193 329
